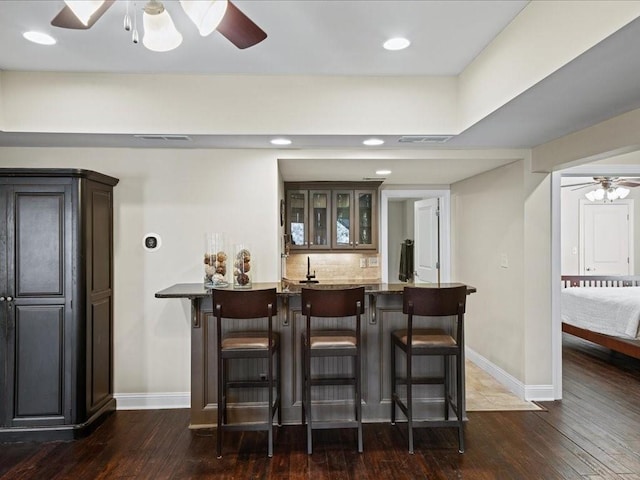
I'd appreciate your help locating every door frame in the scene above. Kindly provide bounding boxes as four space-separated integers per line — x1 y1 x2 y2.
380 188 451 284
554 164 640 400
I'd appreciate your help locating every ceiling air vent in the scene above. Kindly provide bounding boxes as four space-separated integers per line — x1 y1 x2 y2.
134 135 192 142
398 135 454 144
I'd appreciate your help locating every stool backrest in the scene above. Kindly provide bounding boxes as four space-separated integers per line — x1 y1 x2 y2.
301 287 365 317
402 285 466 317
213 288 278 319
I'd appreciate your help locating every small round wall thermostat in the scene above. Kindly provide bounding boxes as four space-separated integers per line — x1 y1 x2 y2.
143 233 162 252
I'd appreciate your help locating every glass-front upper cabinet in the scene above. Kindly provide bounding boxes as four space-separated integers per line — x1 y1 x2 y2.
333 190 353 249
309 190 331 249
285 182 380 252
287 190 308 249
332 189 377 250
355 190 376 249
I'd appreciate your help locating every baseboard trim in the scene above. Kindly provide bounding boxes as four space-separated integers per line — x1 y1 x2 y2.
114 392 190 410
465 348 554 402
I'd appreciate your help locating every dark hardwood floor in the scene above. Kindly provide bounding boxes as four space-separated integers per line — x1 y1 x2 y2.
2 334 640 479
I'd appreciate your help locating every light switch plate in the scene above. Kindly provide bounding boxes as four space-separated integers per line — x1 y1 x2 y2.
360 258 367 268
500 253 509 268
368 256 379 267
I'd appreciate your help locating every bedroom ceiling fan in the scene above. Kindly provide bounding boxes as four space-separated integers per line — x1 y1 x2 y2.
563 176 640 201
51 0 267 51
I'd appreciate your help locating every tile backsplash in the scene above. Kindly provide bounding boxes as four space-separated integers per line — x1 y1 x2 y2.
285 253 381 282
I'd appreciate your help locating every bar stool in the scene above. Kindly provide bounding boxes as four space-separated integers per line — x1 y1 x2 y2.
390 285 467 454
301 287 365 454
213 288 281 458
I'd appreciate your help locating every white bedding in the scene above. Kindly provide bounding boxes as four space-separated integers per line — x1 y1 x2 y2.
561 287 640 339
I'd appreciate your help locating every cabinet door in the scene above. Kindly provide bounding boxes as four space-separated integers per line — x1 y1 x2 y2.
3 183 73 427
287 190 308 249
354 190 377 249
0 186 7 426
309 190 331 249
332 190 354 249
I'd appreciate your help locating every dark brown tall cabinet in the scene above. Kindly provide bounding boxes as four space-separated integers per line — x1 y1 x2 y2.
0 169 118 441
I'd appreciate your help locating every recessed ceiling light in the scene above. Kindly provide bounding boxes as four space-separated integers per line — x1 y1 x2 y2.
383 37 410 51
363 138 384 146
376 169 391 176
23 31 57 46
270 138 292 146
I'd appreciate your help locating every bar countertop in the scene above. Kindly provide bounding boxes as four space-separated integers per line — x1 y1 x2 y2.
155 281 476 299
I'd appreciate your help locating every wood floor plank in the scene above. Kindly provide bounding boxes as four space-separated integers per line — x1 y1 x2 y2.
2 335 640 479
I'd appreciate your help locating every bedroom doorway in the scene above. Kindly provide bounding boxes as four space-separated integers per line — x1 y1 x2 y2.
580 201 634 275
555 164 640 400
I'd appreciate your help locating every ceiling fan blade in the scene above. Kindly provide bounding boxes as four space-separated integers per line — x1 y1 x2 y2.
51 0 115 30
562 182 597 189
617 180 640 187
217 1 267 49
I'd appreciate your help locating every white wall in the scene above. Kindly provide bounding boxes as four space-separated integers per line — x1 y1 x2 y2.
0 147 280 395
451 158 553 395
451 161 526 381
459 1 640 131
387 201 406 282
0 72 458 136
387 199 418 282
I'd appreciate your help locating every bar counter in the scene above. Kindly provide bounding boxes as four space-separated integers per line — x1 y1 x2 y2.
156 282 475 428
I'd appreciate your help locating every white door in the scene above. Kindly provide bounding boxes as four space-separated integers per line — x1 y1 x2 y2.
580 201 633 275
414 197 440 283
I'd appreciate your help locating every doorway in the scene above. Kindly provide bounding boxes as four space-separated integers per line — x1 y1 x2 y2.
380 189 450 284
554 166 640 399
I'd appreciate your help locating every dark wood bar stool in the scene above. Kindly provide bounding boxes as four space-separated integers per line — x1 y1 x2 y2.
213 288 281 458
390 285 467 454
301 287 365 454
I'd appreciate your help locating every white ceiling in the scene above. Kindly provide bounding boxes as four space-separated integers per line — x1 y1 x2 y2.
1 1 640 184
0 1 528 75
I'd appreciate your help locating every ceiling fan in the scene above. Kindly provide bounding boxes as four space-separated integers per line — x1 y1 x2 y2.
563 176 640 201
51 0 267 51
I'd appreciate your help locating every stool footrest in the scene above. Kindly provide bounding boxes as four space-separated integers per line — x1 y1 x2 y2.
308 420 360 430
310 376 356 386
395 375 445 385
226 379 279 389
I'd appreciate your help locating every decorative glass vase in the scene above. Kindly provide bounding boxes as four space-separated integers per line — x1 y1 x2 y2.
204 233 229 287
233 243 253 289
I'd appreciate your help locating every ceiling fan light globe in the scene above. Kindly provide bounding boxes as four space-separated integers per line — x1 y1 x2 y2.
64 0 106 26
593 188 605 201
616 187 630 199
143 8 183 52
181 0 228 37
585 190 597 202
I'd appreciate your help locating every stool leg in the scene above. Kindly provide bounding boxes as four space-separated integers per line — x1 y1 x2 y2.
390 338 396 425
217 356 224 459
356 351 363 453
277 348 282 426
456 352 465 453
306 349 313 454
407 348 414 455
301 335 306 426
268 351 274 458
444 355 449 421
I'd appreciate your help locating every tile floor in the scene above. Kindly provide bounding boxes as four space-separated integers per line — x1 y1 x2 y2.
465 360 542 411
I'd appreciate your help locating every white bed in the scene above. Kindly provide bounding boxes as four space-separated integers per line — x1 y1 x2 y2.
561 287 640 340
